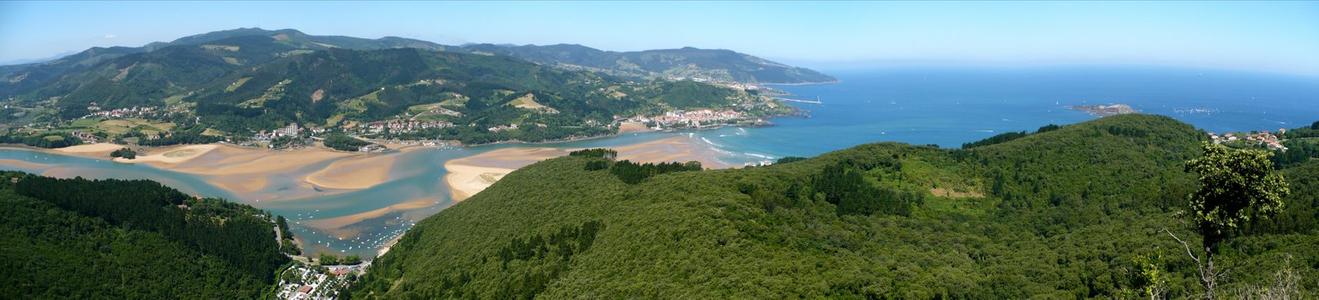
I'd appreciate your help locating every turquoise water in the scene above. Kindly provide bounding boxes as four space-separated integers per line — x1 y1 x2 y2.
3 66 1316 257
690 66 1319 158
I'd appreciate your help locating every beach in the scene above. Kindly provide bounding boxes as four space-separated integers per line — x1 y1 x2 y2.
443 136 731 201
35 143 412 201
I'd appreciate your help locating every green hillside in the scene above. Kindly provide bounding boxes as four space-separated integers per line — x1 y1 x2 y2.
0 172 294 298
355 115 1317 298
1 28 786 144
458 44 837 84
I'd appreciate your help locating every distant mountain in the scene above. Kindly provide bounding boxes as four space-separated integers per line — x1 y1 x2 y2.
0 29 785 144
0 28 447 105
353 115 1319 298
148 28 446 52
1 28 831 96
456 44 836 84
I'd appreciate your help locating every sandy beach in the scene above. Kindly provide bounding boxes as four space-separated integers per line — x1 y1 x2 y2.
41 143 403 200
19 132 728 204
54 143 125 154
443 136 730 201
118 144 219 164
304 153 397 190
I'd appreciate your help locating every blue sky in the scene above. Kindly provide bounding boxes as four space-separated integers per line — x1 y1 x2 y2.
2 1 1317 75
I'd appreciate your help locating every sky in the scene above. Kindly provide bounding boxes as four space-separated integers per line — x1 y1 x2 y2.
2 1 1317 75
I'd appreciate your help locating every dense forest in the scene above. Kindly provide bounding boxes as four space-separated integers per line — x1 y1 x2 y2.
0 130 83 148
0 172 291 298
456 43 837 84
1 28 800 144
355 115 1317 298
323 133 373 152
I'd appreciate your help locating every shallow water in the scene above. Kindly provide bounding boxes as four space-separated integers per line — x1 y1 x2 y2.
3 66 1316 257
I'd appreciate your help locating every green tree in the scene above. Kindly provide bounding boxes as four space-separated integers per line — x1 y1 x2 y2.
1174 142 1290 299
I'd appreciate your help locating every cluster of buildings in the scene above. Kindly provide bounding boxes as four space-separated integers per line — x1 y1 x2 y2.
359 120 453 134
487 123 519 132
83 105 162 119
664 76 763 91
274 263 358 300
357 144 387 153
626 109 747 129
1209 130 1287 151
70 130 99 143
253 123 305 141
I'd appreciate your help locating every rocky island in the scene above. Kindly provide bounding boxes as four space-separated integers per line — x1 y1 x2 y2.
1070 103 1137 116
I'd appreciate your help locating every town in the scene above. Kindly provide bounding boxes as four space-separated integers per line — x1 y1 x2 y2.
1209 129 1288 151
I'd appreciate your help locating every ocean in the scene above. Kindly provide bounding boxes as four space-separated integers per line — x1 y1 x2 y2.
694 66 1319 162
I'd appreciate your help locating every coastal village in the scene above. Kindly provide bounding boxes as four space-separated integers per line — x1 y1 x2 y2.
274 263 363 300
619 109 760 130
1210 129 1289 151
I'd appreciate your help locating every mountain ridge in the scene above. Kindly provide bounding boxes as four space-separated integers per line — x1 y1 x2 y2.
1 28 831 85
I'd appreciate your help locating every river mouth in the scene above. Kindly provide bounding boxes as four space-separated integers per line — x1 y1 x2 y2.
0 130 759 258
6 67 1317 258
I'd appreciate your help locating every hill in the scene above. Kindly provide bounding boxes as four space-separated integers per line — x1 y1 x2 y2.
0 28 788 145
457 44 836 84
354 115 1317 298
0 172 295 298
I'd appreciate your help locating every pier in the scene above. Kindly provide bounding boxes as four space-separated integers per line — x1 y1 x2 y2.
776 96 823 104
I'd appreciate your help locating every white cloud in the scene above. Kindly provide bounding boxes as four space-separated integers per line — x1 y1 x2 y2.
103 34 117 39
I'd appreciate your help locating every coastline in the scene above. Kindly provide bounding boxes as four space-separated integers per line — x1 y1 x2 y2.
1 119 755 202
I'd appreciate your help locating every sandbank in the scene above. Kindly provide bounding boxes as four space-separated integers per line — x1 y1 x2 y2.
443 147 569 201
304 153 397 190
303 197 436 239
54 143 125 154
118 144 219 164
0 158 54 170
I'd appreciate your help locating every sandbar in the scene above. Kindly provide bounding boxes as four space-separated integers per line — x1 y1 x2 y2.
118 144 219 164
0 158 55 170
303 197 437 239
54 143 125 154
304 153 397 190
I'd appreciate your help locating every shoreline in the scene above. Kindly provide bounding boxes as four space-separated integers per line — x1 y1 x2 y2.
1 121 756 204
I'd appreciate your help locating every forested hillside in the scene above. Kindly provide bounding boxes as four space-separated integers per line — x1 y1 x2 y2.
456 44 837 84
355 115 1317 298
0 172 293 298
1 28 788 144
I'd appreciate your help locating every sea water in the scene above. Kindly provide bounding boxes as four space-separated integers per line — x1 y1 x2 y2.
693 66 1319 160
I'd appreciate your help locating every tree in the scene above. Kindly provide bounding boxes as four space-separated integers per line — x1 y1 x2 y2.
110 147 137 159
1173 142 1289 299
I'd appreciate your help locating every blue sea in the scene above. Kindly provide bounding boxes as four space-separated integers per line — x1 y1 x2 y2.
694 66 1319 161
3 66 1316 257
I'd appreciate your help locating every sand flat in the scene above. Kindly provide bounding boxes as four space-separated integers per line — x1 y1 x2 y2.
54 143 125 154
0 158 55 170
304 153 396 190
166 145 351 176
303 197 437 239
121 144 219 164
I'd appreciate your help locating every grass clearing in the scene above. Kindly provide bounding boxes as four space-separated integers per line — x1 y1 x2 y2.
226 77 253 92
95 119 176 136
